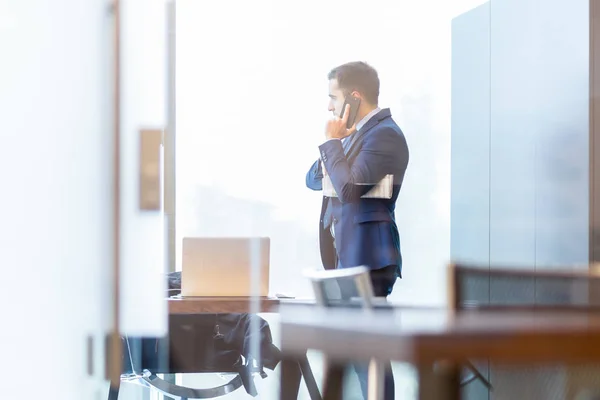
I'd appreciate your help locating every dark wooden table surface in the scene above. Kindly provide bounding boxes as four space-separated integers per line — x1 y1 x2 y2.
279 304 600 364
279 304 600 365
278 304 600 399
167 296 281 314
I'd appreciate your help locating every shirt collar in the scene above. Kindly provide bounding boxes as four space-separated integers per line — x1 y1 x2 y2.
355 107 381 131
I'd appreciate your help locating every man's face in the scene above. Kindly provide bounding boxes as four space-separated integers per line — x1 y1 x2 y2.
328 79 346 118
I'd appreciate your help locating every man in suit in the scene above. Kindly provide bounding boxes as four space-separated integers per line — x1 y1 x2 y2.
305 61 409 400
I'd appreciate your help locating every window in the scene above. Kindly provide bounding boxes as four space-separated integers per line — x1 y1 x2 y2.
175 0 485 304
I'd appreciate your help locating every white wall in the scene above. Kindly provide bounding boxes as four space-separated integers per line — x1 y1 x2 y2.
0 1 170 398
0 0 112 398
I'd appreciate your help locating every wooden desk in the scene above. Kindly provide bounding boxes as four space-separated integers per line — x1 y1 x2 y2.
278 305 600 399
168 296 280 314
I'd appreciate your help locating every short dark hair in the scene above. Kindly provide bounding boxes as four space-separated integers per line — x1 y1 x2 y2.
328 61 380 105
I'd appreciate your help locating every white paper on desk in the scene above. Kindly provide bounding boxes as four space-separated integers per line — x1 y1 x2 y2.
322 162 393 199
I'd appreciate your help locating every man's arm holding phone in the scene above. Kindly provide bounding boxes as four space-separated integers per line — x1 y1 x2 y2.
306 99 360 191
319 104 405 203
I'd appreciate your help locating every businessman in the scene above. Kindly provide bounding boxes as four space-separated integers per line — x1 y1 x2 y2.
306 61 409 400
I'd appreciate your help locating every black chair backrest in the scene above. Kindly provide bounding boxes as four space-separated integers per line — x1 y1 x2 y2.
448 263 600 311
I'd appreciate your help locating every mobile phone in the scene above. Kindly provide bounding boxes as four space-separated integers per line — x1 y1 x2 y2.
340 95 361 129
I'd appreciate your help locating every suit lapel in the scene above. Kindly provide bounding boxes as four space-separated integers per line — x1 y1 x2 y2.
342 134 355 153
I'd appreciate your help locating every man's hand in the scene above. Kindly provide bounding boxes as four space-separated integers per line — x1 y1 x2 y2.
325 104 357 140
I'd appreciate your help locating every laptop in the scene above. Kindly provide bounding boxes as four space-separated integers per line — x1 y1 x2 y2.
181 237 270 297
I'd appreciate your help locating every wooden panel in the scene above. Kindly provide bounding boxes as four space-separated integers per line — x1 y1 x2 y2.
139 128 163 211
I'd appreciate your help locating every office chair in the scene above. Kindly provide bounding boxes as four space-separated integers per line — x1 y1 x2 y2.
447 262 600 396
108 328 270 400
109 273 321 400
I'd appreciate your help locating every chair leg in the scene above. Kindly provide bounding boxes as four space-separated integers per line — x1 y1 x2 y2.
299 353 322 400
367 358 385 400
107 381 120 400
464 361 492 390
142 370 243 399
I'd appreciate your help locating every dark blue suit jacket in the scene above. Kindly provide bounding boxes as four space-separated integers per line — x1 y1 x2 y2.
306 108 409 274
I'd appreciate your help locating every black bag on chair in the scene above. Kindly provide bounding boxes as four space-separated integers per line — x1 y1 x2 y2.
160 271 281 371
122 313 280 374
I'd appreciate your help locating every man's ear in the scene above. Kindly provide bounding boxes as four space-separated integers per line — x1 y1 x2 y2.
350 90 361 99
